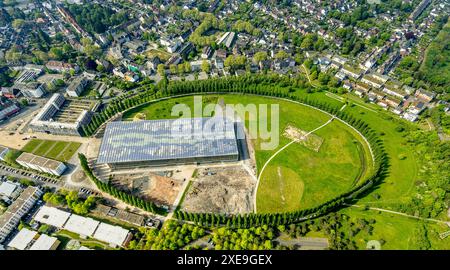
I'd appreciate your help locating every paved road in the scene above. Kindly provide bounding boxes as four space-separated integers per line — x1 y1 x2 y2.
275 237 329 250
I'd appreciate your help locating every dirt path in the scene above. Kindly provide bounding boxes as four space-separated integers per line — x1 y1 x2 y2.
346 204 450 225
277 167 286 205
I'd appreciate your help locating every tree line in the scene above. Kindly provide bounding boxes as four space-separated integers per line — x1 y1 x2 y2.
80 74 388 227
78 153 167 216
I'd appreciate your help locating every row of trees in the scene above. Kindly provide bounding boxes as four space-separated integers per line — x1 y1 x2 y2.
128 220 206 250
81 85 157 136
81 74 388 227
43 189 96 216
159 77 387 227
78 153 166 215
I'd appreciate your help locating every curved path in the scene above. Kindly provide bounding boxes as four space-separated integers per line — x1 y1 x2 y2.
253 116 335 213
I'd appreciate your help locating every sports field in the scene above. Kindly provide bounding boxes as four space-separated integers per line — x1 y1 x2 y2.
122 94 373 214
21 139 81 162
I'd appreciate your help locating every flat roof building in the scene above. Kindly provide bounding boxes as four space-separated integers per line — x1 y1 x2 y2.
64 214 100 238
7 228 37 250
0 181 22 202
29 234 60 250
29 93 94 136
33 206 131 248
16 152 67 176
97 117 240 169
66 76 88 97
34 205 71 228
93 222 131 248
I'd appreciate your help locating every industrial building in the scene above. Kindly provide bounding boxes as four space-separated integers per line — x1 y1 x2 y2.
7 228 60 250
16 152 67 176
29 93 95 136
34 206 131 248
97 117 240 170
0 186 43 243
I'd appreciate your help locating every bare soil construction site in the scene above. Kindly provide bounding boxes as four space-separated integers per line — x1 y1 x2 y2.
111 172 184 207
181 165 256 214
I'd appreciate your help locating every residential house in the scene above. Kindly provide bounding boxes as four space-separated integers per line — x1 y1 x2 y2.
361 74 384 89
66 76 88 97
408 101 426 115
45 61 79 73
0 186 43 243
201 46 213 59
383 81 407 99
415 89 435 103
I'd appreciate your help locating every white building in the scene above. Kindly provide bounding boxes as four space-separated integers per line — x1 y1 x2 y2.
16 152 67 176
29 234 60 250
7 228 60 250
7 228 37 250
12 82 46 98
34 205 71 228
93 222 131 248
33 206 131 248
64 214 99 238
0 181 22 202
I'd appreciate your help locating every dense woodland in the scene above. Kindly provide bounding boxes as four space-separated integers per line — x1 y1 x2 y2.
418 20 450 92
67 3 129 34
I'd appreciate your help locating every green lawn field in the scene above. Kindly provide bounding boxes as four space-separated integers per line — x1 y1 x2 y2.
22 139 81 162
221 95 372 213
339 207 450 250
341 97 419 207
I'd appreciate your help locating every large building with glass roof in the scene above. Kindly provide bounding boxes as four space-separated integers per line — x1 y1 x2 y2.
96 117 240 169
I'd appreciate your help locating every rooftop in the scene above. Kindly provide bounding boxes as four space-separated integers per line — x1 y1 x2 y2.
0 181 19 197
93 223 130 247
7 228 37 250
16 152 64 171
97 117 239 164
29 234 59 250
34 205 71 228
64 214 100 237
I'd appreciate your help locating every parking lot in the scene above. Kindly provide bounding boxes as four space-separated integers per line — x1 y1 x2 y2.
0 163 60 186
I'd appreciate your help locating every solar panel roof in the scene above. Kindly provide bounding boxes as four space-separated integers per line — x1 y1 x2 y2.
97 117 239 164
